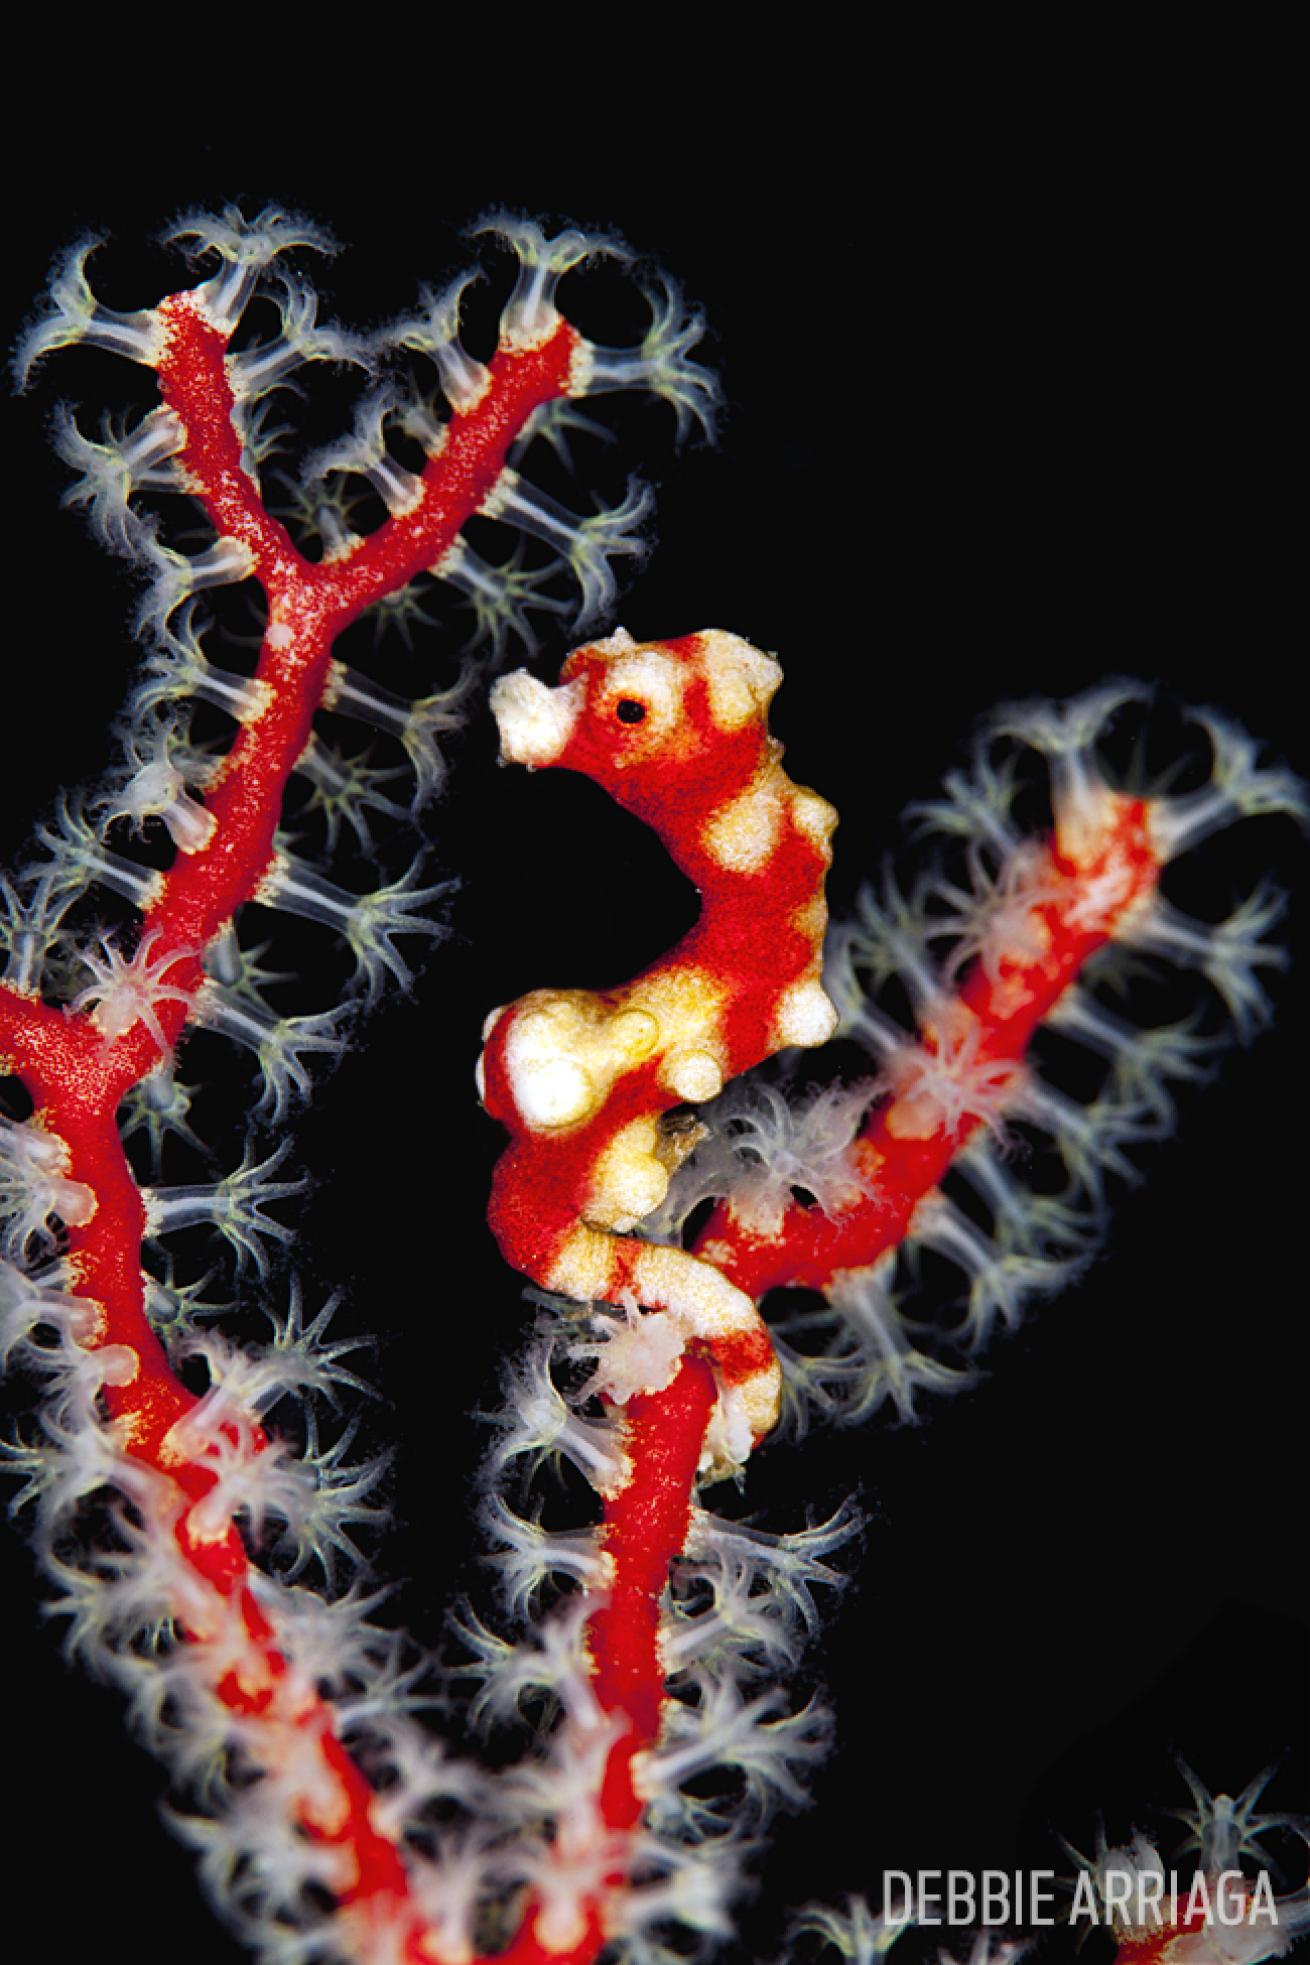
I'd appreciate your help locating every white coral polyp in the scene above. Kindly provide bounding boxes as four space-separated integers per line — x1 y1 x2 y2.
885 1012 1023 1142
587 1302 686 1406
69 928 194 1055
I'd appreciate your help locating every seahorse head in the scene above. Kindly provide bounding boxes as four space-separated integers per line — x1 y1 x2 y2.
489 628 782 812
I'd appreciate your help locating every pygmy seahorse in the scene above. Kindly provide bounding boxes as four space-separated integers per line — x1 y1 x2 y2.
478 628 838 1475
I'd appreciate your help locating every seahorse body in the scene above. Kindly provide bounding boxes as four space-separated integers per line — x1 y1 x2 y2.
479 628 838 1472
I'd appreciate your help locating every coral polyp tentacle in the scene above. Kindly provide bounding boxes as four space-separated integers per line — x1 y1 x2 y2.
480 628 839 1473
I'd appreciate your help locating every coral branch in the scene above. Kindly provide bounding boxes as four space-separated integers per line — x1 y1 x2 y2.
696 789 1161 1300
3 206 731 1964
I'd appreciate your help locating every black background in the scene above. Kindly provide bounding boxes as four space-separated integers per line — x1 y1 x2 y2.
0 57 1304 1965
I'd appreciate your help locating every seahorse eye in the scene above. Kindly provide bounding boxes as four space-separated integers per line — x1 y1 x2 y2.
616 699 647 724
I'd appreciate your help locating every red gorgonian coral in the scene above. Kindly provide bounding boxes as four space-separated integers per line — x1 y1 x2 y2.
0 206 1304 1965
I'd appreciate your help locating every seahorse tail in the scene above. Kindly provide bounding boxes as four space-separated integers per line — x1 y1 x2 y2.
546 1221 780 1477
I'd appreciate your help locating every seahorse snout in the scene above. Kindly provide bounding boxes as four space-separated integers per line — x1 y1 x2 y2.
490 669 585 768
